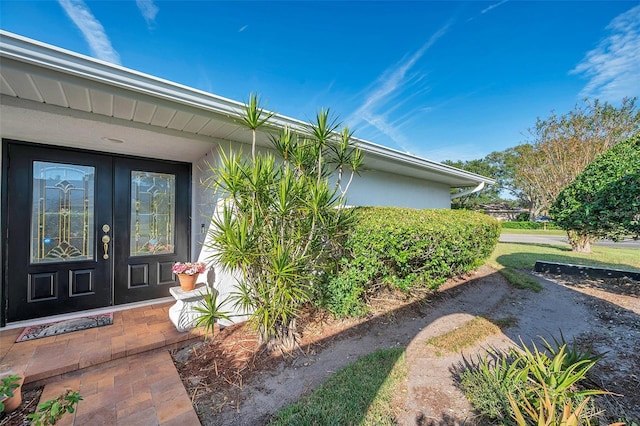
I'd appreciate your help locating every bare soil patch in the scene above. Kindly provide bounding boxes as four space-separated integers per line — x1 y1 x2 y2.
170 265 639 425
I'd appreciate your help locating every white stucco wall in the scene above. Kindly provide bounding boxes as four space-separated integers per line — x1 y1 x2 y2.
346 169 451 209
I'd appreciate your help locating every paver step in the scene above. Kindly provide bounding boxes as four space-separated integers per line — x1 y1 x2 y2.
1 302 204 425
0 302 204 385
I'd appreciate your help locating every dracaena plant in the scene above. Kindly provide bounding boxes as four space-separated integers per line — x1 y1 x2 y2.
460 335 608 425
204 96 363 350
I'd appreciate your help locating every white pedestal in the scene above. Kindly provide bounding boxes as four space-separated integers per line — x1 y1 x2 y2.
168 284 215 332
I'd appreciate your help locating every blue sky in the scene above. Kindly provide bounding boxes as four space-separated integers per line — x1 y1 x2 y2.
1 1 639 162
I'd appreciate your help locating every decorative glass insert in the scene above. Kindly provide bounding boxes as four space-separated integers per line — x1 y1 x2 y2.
130 171 175 256
31 161 95 263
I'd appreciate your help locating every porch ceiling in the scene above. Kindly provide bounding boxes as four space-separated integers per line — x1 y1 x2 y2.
0 31 494 187
0 56 263 151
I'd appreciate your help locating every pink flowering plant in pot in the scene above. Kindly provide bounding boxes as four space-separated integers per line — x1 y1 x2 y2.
172 261 207 276
173 262 207 291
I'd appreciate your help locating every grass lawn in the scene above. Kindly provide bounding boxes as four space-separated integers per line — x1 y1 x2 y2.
491 242 640 272
269 348 406 426
488 241 640 291
427 316 508 354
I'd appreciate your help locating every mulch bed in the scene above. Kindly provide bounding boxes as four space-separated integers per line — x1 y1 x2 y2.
0 386 43 426
169 273 475 417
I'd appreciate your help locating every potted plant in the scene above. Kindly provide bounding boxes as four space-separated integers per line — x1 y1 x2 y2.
172 261 207 291
1 373 24 413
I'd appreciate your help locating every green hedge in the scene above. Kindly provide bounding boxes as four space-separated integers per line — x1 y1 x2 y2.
501 221 558 229
319 207 501 317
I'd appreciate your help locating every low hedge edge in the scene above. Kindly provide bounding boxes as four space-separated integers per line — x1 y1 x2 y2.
319 207 501 317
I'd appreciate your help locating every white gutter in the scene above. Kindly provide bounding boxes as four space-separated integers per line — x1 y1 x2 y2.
450 181 485 199
0 30 495 187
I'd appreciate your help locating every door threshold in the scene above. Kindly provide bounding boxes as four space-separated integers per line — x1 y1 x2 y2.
2 297 173 330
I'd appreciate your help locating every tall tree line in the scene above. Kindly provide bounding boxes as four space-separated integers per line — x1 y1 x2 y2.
446 98 639 218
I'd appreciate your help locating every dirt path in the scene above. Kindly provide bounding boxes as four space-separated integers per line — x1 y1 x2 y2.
175 266 640 425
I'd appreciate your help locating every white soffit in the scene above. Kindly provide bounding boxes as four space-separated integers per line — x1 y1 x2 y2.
0 30 494 187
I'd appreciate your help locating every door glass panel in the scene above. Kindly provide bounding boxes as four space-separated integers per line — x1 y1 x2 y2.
31 161 95 263
130 171 175 256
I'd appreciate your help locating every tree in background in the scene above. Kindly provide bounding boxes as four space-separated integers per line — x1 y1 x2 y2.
444 99 638 219
550 133 640 253
205 98 363 350
513 98 639 217
444 149 532 211
443 158 504 209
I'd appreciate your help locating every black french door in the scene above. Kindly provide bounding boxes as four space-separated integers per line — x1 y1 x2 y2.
3 141 191 322
113 156 191 304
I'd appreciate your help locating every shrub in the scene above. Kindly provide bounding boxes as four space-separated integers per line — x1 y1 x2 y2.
205 97 363 350
320 207 500 317
551 133 640 253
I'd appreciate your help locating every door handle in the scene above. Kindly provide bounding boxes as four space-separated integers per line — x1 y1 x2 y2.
102 235 111 259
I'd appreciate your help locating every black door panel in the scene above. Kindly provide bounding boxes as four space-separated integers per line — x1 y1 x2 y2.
113 157 190 304
5 143 113 321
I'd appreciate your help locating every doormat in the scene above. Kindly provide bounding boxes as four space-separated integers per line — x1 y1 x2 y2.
15 313 113 342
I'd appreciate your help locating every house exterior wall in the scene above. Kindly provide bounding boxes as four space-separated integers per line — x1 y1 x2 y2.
2 98 454 325
346 170 451 209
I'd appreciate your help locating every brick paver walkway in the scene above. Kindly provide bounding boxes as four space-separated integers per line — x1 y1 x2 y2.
0 302 204 425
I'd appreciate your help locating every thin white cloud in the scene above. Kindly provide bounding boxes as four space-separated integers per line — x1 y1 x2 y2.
424 145 488 163
481 0 509 15
238 25 248 33
571 4 640 101
136 0 159 28
57 0 120 64
197 66 214 94
348 22 451 152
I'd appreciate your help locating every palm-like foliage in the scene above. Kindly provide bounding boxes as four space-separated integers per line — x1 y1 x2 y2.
461 336 608 425
205 95 363 350
192 288 231 338
241 92 274 160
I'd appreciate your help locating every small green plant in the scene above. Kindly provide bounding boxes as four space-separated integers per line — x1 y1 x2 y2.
508 383 593 426
192 288 232 338
541 332 604 371
516 339 605 408
0 374 22 413
27 389 82 425
460 335 607 425
460 351 528 423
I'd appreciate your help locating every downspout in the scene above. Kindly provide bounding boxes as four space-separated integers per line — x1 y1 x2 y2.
451 181 485 200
